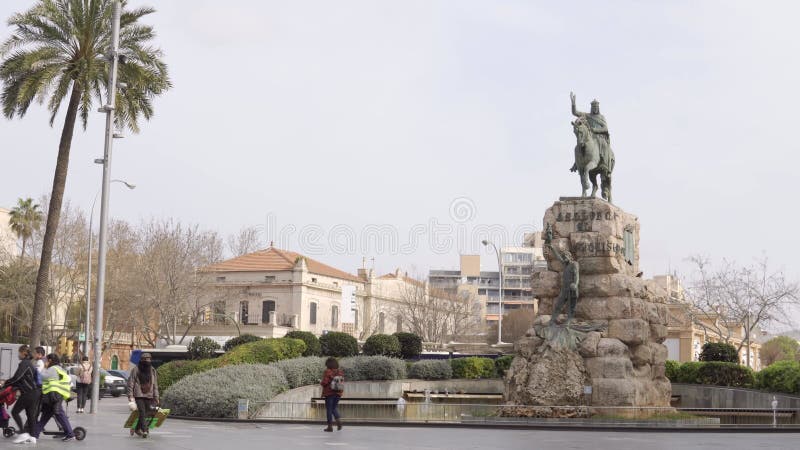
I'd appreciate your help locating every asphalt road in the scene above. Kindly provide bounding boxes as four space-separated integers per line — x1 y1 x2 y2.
3 397 794 449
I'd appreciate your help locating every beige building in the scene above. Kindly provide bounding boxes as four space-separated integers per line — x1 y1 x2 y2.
0 207 18 260
654 274 762 370
192 246 474 343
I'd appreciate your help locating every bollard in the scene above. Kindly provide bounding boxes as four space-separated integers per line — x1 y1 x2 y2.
238 398 249 420
772 395 778 428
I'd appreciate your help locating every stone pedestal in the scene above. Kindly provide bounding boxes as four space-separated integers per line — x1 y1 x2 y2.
505 198 672 411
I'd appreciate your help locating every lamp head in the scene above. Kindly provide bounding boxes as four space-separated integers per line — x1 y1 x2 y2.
481 240 489 246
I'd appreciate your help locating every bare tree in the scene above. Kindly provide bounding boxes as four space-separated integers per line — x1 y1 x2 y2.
226 226 263 257
395 275 482 344
134 219 224 345
686 255 799 367
486 307 536 345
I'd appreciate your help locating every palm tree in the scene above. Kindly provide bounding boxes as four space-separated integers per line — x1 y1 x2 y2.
8 197 43 260
1 0 171 346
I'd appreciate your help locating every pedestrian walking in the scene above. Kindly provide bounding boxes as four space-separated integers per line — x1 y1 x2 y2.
1 345 41 444
75 356 92 413
33 347 45 380
127 353 159 438
320 357 344 432
31 354 75 442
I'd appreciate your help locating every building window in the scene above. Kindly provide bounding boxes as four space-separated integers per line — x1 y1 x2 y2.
262 300 276 324
310 302 317 325
333 281 339 287
331 306 339 328
239 301 249 325
354 310 359 332
264 275 275 283
379 312 385 333
311 277 318 283
216 276 226 282
396 316 403 333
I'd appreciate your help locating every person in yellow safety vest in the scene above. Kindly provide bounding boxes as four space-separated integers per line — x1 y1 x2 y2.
30 354 76 442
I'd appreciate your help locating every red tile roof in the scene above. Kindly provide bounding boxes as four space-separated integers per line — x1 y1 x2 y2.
202 247 362 283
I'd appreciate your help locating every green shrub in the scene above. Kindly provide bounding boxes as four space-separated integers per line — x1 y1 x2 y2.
363 334 401 357
187 336 220 360
756 360 800 394
219 337 306 365
696 362 754 387
158 359 217 393
393 332 422 359
699 342 739 363
450 357 497 379
495 355 514 377
319 332 358 357
284 331 322 356
162 364 288 418
675 361 703 384
665 360 680 382
408 360 452 380
271 356 326 389
340 356 406 381
223 334 263 351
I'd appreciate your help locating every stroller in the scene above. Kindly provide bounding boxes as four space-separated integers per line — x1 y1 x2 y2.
1 386 16 438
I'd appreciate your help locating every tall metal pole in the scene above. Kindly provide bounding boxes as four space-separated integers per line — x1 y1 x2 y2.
482 240 505 345
83 212 93 357
84 180 134 359
90 1 121 414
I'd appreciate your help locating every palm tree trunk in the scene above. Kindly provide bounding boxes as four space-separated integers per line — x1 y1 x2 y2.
29 82 83 346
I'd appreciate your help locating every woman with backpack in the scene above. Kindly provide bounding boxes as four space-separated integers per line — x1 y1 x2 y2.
75 356 92 413
320 357 343 432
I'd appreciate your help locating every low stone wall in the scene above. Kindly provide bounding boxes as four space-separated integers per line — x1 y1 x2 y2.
256 379 504 419
672 383 800 409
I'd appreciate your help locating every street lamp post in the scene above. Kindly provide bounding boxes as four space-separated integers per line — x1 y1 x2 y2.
482 240 507 345
90 1 122 414
83 180 135 357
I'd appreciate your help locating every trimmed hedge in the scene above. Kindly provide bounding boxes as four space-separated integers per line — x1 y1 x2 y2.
363 334 401 357
271 356 326 389
320 332 359 357
755 360 800 394
699 342 739 363
219 337 306 365
162 364 288 418
223 334 263 351
450 357 496 379
159 337 305 394
667 360 754 388
408 360 452 380
494 355 514 377
284 331 322 356
340 356 407 381
157 359 217 393
187 336 220 360
665 360 680 381
393 332 422 359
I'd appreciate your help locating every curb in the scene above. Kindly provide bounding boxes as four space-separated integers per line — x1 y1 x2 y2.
168 416 800 433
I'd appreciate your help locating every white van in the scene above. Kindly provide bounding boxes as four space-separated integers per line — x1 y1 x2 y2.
0 343 23 383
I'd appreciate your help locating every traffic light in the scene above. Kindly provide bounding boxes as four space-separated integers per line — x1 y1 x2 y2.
66 340 74 359
58 336 67 356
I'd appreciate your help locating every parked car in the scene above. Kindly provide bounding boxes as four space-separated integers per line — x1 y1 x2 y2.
65 366 125 397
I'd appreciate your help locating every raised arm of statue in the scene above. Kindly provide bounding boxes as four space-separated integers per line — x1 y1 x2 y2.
570 91 585 118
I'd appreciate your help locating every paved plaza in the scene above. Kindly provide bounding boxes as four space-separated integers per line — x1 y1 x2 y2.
1 397 791 450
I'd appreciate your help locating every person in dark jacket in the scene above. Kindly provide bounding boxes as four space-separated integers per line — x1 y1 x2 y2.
320 357 343 432
126 353 159 438
1 345 41 444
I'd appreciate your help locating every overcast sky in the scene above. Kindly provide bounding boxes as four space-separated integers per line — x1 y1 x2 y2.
1 1 799 290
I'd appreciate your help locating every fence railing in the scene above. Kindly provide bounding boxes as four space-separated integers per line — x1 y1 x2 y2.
241 400 800 428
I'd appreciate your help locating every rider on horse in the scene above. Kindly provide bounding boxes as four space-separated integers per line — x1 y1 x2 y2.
570 93 612 173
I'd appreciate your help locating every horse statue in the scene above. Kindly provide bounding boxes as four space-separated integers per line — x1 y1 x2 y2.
570 116 615 203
